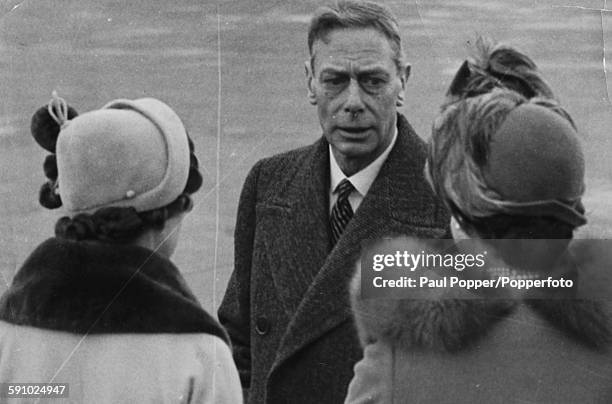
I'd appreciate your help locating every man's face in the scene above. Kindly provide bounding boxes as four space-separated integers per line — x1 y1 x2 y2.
306 27 410 175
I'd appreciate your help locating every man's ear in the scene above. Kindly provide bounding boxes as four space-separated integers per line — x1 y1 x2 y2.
305 61 317 105
396 62 411 107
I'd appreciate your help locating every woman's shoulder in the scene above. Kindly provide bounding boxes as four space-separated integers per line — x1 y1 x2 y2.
1 237 229 342
351 236 612 353
351 237 515 353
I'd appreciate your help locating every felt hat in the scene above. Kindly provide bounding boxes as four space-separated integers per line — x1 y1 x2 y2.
427 90 586 228
482 103 586 226
33 94 190 214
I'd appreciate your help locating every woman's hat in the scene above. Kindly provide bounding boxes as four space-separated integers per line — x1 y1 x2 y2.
482 102 586 227
31 93 190 214
427 90 586 228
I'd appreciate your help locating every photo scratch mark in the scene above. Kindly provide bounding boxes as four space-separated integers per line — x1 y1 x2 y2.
551 3 611 104
214 5 222 307
48 334 87 384
211 6 223 401
603 0 610 104
46 247 161 384
0 0 25 20
414 0 439 60
550 5 611 12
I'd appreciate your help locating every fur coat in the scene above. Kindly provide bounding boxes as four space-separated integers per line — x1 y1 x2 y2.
346 238 612 404
0 237 242 403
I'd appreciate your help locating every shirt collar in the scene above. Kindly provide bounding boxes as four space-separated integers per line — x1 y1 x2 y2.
329 126 398 196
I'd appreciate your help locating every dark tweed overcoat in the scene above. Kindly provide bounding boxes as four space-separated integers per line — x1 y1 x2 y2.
218 114 449 404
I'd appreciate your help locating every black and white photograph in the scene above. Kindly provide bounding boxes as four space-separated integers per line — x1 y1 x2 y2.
0 0 610 402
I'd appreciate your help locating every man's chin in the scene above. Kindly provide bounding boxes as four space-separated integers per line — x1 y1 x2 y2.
330 143 380 172
333 142 373 157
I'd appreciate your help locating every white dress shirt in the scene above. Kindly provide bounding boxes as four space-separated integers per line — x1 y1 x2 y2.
329 128 398 213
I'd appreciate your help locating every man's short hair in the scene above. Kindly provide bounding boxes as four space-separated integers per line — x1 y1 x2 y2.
307 0 404 72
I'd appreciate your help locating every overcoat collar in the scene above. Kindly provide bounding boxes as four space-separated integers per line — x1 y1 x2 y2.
260 114 449 369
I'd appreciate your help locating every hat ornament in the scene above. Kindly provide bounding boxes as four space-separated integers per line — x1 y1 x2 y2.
30 91 79 209
47 90 71 129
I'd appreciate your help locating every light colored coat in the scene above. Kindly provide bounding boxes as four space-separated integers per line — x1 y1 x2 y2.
0 238 243 404
0 323 241 404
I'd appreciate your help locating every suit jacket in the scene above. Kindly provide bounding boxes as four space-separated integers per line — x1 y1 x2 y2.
218 114 449 403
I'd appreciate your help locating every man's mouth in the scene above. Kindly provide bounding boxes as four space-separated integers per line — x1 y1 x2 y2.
337 126 370 134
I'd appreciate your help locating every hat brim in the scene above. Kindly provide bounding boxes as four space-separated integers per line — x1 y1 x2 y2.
486 198 587 228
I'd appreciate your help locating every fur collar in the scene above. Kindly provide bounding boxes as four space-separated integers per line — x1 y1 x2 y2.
0 238 228 342
351 240 612 353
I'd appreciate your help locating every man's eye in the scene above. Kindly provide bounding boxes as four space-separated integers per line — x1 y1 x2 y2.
361 77 386 88
323 77 347 86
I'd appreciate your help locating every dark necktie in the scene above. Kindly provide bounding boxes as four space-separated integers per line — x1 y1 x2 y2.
330 179 355 245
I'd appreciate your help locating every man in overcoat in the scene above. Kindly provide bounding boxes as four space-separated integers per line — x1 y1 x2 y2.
218 1 449 402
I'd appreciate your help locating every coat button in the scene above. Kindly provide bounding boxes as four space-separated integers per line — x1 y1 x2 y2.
255 316 270 335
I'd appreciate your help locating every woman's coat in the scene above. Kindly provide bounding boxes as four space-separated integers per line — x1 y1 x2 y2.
0 237 242 403
345 238 612 404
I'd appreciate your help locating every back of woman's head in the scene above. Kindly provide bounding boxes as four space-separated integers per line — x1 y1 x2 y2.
31 92 203 243
444 36 556 108
426 89 586 239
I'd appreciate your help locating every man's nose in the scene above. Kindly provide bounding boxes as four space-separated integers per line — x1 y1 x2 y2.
343 79 365 115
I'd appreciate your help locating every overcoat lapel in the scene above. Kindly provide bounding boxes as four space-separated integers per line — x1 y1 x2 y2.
273 117 436 368
257 139 332 318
